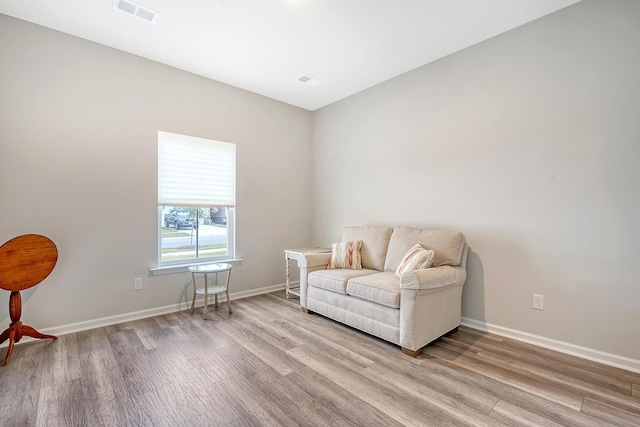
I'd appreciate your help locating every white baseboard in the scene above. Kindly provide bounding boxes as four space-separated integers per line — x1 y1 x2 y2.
1 283 286 348
462 317 640 375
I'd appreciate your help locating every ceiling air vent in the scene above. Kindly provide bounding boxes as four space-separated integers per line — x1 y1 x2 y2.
297 75 322 87
113 0 159 24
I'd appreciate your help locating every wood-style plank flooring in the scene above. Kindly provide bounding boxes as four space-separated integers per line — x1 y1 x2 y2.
1 291 639 426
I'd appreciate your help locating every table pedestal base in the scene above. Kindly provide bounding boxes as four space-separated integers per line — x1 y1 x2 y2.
0 291 57 366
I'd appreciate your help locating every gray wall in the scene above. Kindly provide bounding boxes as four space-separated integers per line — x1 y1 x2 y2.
0 15 313 328
312 0 640 360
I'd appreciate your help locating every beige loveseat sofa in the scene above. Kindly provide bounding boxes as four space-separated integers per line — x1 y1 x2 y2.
298 226 468 356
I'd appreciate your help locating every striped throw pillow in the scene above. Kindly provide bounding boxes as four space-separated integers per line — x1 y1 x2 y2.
327 240 363 269
395 243 434 278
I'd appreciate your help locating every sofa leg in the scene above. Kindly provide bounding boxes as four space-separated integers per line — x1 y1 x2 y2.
301 307 313 314
401 347 423 358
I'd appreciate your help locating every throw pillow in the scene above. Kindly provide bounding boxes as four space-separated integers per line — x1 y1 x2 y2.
327 240 363 269
395 243 434 278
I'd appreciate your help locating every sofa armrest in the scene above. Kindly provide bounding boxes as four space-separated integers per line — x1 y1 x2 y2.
399 265 467 351
298 252 332 309
298 252 332 269
400 265 466 291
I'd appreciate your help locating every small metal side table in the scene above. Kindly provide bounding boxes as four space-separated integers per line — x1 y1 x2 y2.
284 247 331 299
188 263 233 319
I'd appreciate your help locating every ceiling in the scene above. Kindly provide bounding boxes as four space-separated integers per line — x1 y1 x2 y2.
0 0 582 111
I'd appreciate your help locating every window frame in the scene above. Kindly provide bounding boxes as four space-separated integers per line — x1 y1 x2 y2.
151 131 241 275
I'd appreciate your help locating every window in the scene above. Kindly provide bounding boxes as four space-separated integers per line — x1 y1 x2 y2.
158 131 235 266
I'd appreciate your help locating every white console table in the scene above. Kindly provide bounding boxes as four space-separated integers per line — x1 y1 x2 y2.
284 247 330 299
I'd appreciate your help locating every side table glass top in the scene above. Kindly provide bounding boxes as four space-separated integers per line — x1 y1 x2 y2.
188 263 233 273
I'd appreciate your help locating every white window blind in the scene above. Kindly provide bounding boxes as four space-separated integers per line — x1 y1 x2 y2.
158 131 236 207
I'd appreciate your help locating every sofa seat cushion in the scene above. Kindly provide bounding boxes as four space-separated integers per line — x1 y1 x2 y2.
346 271 400 309
308 268 378 295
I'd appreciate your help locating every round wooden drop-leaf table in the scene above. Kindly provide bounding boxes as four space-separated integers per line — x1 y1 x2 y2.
0 234 58 366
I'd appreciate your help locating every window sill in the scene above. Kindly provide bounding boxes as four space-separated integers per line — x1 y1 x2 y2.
150 258 243 276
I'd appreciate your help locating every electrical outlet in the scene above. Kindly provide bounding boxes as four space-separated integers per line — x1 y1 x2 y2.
134 277 143 290
533 294 544 310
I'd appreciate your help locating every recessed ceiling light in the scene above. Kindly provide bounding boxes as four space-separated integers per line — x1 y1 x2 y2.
297 75 322 87
113 0 159 24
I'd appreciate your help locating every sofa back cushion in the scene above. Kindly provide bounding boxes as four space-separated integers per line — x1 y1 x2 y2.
384 227 466 272
342 226 393 271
